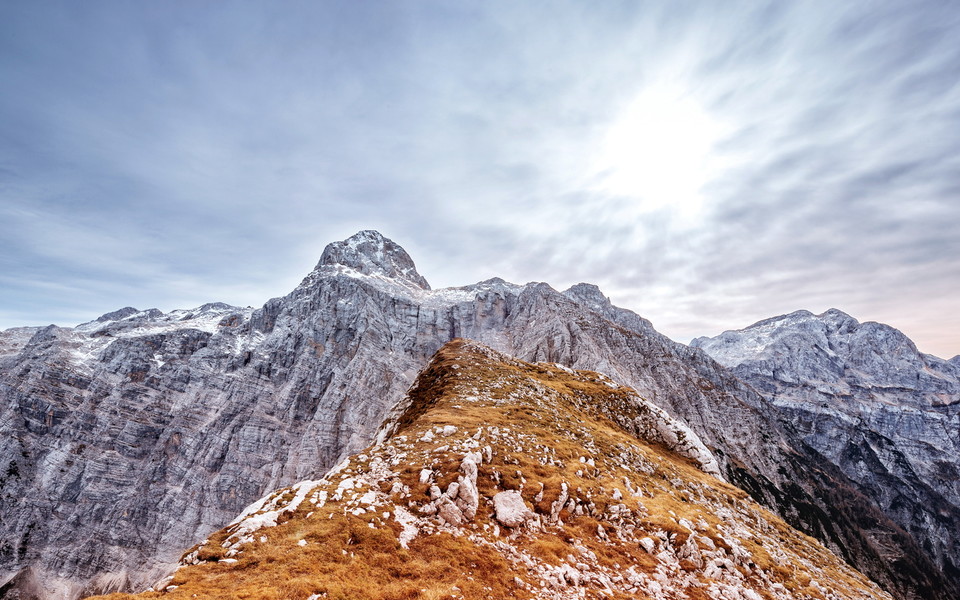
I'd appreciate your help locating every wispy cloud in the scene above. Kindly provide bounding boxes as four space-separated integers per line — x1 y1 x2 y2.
1 1 958 357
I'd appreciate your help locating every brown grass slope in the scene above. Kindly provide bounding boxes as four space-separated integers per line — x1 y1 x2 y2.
92 339 891 600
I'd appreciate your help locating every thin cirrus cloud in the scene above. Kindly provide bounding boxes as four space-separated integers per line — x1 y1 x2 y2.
0 1 958 358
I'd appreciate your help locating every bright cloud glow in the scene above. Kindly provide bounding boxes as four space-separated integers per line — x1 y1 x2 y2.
595 84 728 219
1 3 958 358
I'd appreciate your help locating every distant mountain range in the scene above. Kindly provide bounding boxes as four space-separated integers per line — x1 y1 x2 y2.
1 230 956 600
693 309 960 586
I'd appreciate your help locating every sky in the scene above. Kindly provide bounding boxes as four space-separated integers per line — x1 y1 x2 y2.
1 1 958 358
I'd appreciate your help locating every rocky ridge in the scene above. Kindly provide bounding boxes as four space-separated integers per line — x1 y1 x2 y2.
0 231 951 600
692 309 960 584
93 340 892 600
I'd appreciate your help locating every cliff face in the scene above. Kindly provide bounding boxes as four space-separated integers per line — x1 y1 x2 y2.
91 339 893 600
0 232 951 600
693 309 960 586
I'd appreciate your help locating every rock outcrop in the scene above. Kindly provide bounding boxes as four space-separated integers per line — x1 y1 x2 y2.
693 309 960 587
0 567 43 600
89 340 893 600
0 232 952 599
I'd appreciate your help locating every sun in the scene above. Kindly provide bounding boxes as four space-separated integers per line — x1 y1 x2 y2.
595 84 727 219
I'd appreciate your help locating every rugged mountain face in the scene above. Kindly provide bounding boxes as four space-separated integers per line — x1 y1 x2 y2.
0 231 952 600
92 340 893 600
693 309 960 586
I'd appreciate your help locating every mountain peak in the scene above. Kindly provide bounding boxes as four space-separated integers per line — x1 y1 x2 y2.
317 230 430 290
562 283 612 311
819 307 853 319
95 307 141 322
817 307 858 327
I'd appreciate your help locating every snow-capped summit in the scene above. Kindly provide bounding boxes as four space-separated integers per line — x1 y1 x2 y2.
315 230 430 290
95 307 141 322
691 308 950 394
694 308 960 589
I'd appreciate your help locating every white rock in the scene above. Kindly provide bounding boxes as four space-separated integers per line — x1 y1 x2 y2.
393 506 419 548
445 481 461 499
493 490 536 528
456 455 480 520
549 482 569 524
560 564 581 586
437 497 465 526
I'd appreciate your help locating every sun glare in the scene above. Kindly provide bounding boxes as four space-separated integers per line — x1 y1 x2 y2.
596 84 726 219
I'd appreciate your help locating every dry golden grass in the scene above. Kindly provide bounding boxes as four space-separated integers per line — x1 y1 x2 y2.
96 512 527 600
91 339 886 600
